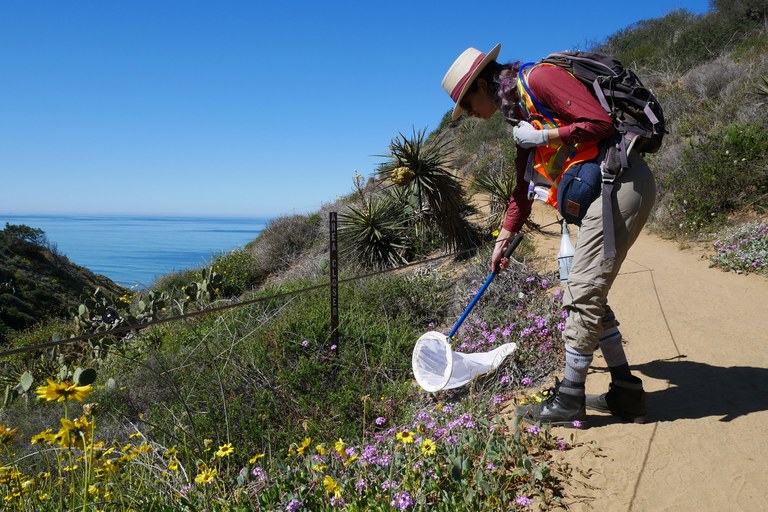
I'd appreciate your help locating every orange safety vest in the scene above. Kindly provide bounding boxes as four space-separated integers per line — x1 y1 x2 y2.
516 63 599 209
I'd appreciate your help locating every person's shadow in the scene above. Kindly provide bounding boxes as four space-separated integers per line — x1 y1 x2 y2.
588 356 768 426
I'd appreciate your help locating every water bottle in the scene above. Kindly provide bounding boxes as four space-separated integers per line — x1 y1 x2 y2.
558 220 575 284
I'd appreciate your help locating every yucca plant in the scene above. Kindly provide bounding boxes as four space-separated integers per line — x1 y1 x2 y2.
756 75 768 99
339 191 413 270
471 170 518 230
378 128 479 252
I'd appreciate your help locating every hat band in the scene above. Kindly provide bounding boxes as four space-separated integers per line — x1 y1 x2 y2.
450 53 487 102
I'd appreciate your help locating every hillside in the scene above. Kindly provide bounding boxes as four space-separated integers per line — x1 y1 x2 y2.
0 4 766 511
0 223 125 342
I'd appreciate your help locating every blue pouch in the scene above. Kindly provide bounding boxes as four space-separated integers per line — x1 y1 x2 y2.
557 161 602 225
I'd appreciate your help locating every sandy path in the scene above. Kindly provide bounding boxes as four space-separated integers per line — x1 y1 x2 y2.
522 204 768 512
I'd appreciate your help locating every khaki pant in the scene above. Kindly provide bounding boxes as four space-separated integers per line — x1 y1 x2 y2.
562 151 657 352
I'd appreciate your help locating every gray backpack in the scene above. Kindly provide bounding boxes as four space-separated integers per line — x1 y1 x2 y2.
541 51 666 258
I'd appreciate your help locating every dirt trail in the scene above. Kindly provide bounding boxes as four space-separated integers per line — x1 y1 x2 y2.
521 204 768 512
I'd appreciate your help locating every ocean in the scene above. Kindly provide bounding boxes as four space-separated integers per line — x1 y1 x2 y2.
0 214 269 288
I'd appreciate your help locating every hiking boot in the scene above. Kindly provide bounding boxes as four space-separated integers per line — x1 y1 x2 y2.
515 378 586 427
586 376 646 423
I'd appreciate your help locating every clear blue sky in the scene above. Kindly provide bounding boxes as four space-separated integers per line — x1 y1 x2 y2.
1 0 712 217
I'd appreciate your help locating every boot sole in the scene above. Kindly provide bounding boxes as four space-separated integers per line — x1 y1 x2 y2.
586 403 646 424
518 414 587 428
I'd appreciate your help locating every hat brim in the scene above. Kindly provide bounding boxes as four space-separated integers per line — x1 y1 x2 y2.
451 43 501 120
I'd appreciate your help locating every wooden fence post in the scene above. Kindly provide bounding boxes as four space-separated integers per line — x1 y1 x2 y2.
329 211 339 351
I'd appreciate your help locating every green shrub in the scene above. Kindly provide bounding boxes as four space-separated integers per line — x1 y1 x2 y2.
246 213 322 280
660 123 768 235
211 248 261 296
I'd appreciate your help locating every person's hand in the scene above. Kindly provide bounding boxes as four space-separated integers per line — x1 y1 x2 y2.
491 236 510 273
512 120 549 148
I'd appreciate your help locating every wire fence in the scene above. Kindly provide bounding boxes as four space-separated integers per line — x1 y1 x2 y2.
0 218 563 360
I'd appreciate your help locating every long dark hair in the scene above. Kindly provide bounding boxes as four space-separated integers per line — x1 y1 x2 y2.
465 60 523 122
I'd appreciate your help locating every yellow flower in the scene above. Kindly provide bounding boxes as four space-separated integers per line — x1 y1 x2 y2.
249 453 265 464
30 429 53 444
203 439 213 451
0 424 19 446
164 447 177 458
138 444 154 454
295 437 311 457
396 431 415 444
315 444 327 456
492 229 500 237
129 432 142 439
323 475 342 498
57 415 93 449
195 467 217 485
343 453 359 467
312 464 327 472
88 484 99 496
390 166 415 186
0 466 20 485
215 443 234 458
168 459 179 471
36 379 93 402
421 438 436 455
334 438 345 458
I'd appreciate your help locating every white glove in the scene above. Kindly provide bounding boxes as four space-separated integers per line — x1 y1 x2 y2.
512 121 550 148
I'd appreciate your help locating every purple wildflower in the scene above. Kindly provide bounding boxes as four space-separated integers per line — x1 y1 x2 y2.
180 485 192 498
362 444 378 464
516 495 533 507
526 425 541 436
252 466 266 482
486 462 497 470
521 377 533 386
572 420 583 428
375 416 386 426
500 375 511 385
381 480 398 491
286 499 303 511
390 491 414 510
493 395 504 404
355 478 368 493
330 496 345 507
301 340 309 347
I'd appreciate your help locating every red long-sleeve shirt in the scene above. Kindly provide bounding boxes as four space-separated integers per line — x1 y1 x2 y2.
502 64 615 233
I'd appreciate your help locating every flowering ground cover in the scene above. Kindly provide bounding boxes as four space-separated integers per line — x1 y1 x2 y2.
710 220 768 276
0 257 575 510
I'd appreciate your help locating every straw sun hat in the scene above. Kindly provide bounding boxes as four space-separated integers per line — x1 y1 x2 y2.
442 43 501 120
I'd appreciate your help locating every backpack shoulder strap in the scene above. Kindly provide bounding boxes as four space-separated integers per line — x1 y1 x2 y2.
517 63 559 127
